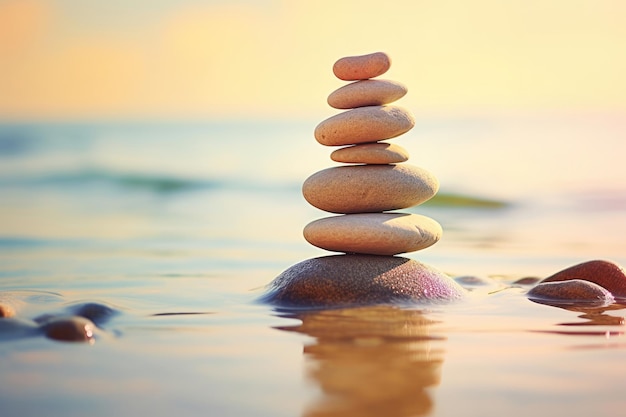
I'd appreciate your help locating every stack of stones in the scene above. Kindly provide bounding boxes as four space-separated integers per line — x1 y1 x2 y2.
303 52 441 256
262 52 465 308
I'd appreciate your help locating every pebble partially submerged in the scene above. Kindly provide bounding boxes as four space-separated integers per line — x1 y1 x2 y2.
527 279 615 307
0 296 117 343
541 260 626 299
261 255 466 309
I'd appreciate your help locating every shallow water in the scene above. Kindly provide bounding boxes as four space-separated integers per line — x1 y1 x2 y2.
1 115 625 416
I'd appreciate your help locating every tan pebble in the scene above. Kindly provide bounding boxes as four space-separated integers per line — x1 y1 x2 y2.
0 303 15 318
542 260 626 298
41 316 95 342
330 142 409 164
527 279 614 306
302 164 439 214
327 79 408 109
315 105 415 146
333 52 391 81
303 213 442 255
261 254 466 308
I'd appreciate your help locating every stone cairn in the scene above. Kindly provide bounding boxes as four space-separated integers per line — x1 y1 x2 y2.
303 52 441 256
262 52 466 308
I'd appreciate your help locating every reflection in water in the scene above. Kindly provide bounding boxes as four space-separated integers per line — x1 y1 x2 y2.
275 306 445 417
559 303 626 327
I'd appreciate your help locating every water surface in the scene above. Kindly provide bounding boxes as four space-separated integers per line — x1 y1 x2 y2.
0 114 625 416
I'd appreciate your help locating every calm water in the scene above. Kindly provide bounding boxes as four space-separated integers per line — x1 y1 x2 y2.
0 114 625 416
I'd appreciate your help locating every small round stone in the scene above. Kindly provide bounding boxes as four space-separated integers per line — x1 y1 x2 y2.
314 105 415 147
330 142 409 164
454 275 500 289
328 79 408 109
0 303 15 318
303 213 441 255
260 254 466 308
333 52 391 81
40 316 96 342
302 164 439 214
541 260 626 299
527 279 615 306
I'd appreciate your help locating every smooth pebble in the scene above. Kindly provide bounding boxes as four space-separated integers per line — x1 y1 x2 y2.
330 142 409 164
40 316 96 342
327 79 408 109
302 164 439 214
303 213 441 255
527 279 615 306
0 303 15 318
314 105 415 146
333 52 391 81
541 260 626 299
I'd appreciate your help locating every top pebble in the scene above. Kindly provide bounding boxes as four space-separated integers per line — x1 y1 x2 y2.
333 52 391 81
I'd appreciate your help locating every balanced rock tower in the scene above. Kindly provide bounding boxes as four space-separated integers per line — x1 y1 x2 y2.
262 52 465 308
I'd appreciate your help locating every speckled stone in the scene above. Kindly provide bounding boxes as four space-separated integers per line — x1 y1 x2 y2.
328 79 408 109
333 52 391 81
527 279 615 306
303 213 441 255
314 105 415 147
260 254 466 308
541 260 626 299
302 164 439 214
330 142 409 164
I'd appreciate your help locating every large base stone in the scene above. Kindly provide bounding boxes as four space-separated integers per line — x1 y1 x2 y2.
260 254 466 309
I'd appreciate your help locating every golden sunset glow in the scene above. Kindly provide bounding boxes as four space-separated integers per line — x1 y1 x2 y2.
1 0 625 120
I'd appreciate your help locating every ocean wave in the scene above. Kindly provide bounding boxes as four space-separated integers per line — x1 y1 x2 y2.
0 168 301 194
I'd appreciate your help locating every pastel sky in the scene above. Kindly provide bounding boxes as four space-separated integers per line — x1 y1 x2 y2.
1 0 625 120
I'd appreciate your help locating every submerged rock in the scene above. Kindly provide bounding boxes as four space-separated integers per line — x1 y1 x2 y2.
261 254 466 309
40 316 96 342
513 277 541 286
0 303 15 318
541 260 626 299
69 302 117 326
527 279 615 306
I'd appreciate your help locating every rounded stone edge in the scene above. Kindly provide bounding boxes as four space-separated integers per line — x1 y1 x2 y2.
327 79 408 109
332 52 391 81
259 255 466 310
302 213 442 256
301 164 440 214
313 105 415 147
330 142 409 164
527 279 615 307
